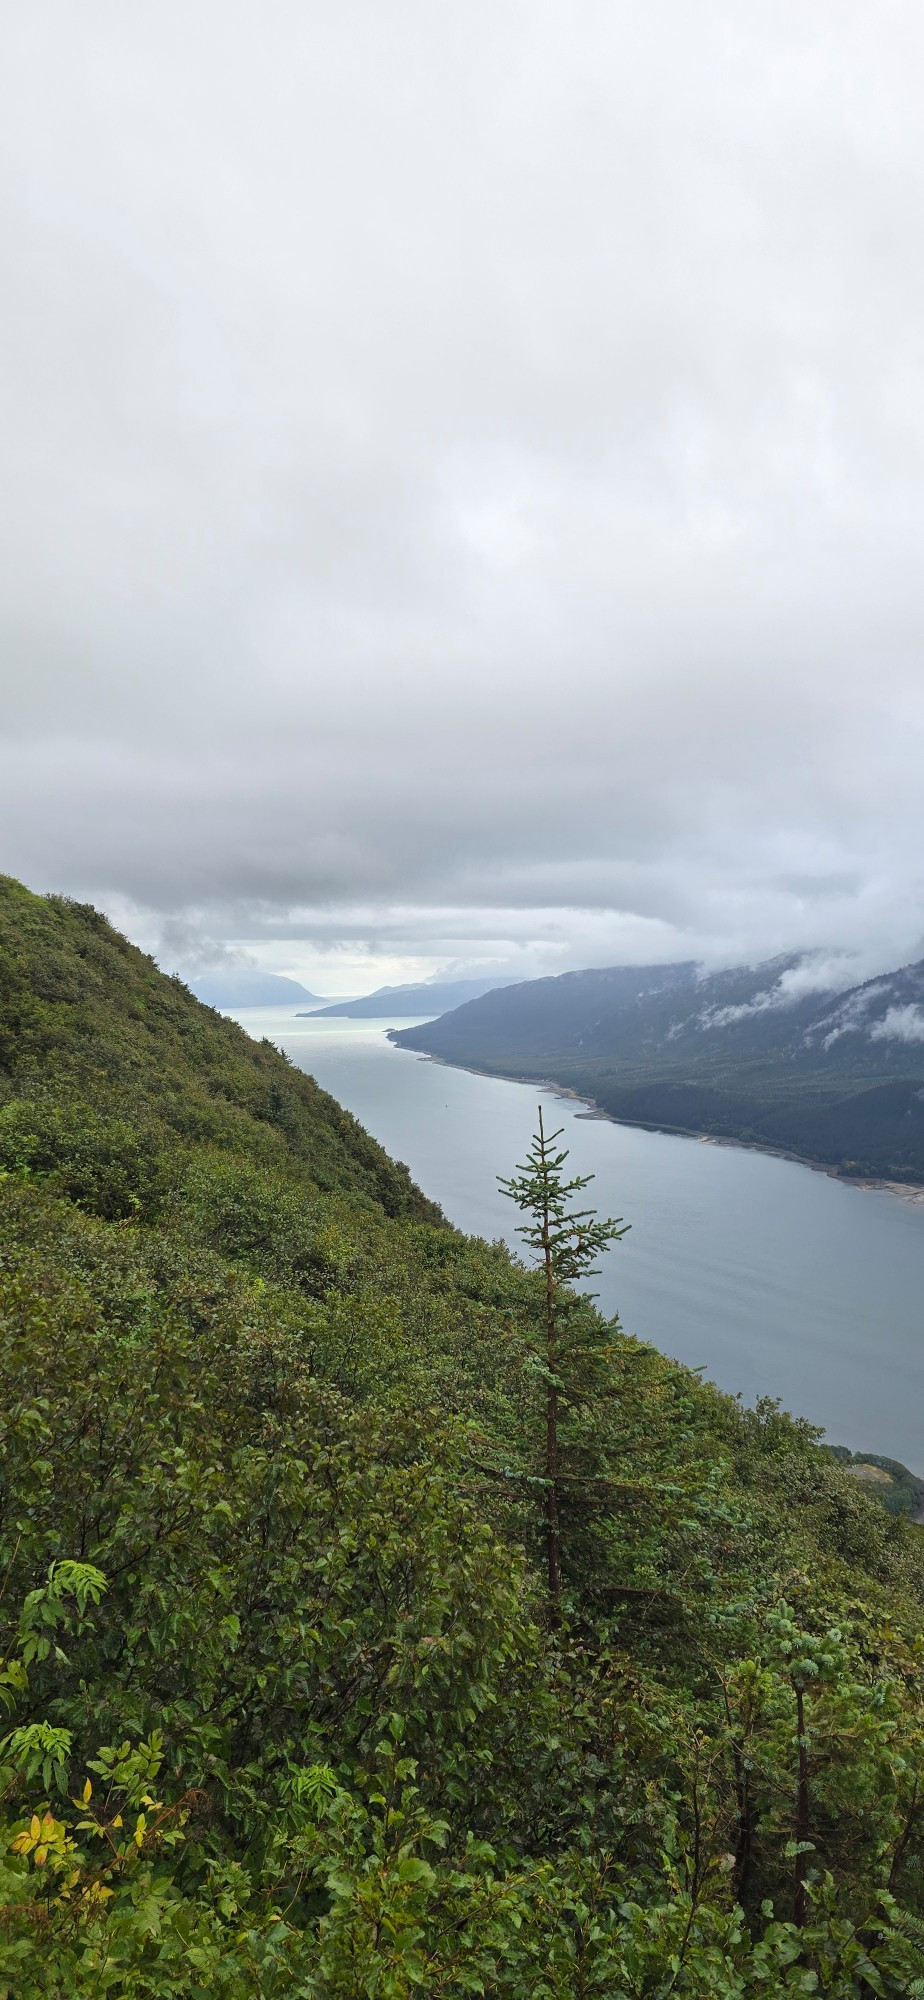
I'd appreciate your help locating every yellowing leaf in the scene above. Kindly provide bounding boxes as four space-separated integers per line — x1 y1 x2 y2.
82 1778 92 1803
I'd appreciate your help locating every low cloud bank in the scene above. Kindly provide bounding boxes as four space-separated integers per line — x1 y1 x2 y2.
869 1005 924 1047
3 5 924 981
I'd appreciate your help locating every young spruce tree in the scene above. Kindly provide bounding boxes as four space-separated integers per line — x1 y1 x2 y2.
499 1104 629 1601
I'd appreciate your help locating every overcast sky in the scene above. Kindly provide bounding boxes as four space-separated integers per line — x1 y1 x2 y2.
3 2 924 993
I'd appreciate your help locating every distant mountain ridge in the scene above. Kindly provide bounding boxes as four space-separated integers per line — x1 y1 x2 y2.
309 975 514 1018
189 970 324 1008
393 952 924 1183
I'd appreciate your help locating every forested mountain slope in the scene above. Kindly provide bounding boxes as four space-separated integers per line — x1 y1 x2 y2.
3 875 924 1993
394 953 924 1182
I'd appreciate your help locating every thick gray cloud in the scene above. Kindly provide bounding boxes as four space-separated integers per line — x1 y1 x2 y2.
3 1 924 986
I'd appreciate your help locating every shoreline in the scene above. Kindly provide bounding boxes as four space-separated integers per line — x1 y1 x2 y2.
390 1038 924 1203
389 1032 924 1495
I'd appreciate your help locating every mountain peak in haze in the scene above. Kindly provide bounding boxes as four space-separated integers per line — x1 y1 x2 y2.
189 970 324 1009
309 975 516 1019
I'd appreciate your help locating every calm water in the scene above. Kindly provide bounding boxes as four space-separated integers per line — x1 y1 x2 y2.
233 1006 924 1469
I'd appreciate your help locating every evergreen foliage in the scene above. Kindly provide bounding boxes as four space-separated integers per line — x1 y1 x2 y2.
2 874 924 1993
498 1105 628 1599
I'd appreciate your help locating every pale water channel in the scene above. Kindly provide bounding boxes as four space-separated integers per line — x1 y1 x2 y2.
232 1006 924 1472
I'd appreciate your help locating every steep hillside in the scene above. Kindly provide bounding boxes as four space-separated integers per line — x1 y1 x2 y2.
0 875 436 1223
3 877 924 1993
394 953 924 1182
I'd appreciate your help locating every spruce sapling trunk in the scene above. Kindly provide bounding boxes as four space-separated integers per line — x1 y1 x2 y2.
499 1103 628 1603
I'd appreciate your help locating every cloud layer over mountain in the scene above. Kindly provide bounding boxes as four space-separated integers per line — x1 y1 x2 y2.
3 2 924 985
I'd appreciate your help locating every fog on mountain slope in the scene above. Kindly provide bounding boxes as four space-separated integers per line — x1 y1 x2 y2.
395 951 924 1183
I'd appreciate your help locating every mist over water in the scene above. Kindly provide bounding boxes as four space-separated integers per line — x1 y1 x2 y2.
234 1007 924 1472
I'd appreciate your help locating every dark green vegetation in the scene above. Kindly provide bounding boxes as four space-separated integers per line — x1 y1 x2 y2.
498 1108 629 1601
309 978 513 1019
393 954 924 1184
4 876 924 1994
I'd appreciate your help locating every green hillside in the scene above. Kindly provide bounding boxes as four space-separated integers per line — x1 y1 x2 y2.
3 876 924 1994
